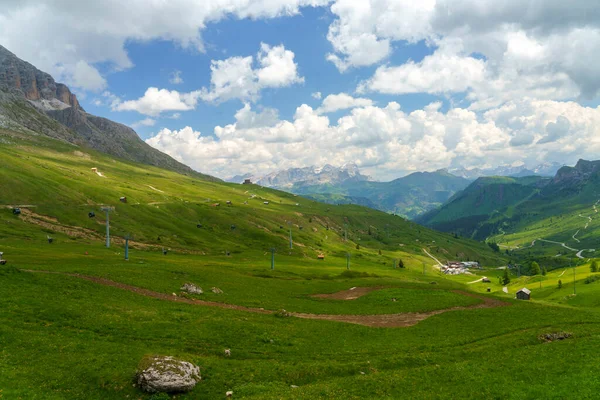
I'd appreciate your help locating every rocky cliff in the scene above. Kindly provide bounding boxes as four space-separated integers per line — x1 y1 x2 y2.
0 46 80 110
0 44 216 181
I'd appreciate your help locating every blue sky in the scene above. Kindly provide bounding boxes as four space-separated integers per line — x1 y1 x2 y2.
86 6 440 141
2 1 600 180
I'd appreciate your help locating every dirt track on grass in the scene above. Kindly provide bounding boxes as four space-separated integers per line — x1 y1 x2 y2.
312 286 385 300
22 271 509 328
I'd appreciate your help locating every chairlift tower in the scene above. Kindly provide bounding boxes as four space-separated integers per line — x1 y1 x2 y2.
271 247 276 270
124 234 132 260
100 206 114 248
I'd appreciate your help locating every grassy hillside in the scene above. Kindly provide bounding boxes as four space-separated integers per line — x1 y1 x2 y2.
418 164 600 269
5 130 600 399
0 128 503 266
418 176 547 231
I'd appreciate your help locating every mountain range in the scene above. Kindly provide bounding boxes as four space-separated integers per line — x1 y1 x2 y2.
417 159 600 267
448 162 563 179
229 162 563 219
0 44 216 181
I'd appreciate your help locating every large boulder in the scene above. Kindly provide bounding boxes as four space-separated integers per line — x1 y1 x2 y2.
137 356 201 393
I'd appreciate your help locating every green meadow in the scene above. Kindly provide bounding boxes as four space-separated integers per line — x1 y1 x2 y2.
2 130 600 399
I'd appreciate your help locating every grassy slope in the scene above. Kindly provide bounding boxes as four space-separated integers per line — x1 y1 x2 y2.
4 130 600 398
487 176 600 265
0 128 504 266
419 176 544 227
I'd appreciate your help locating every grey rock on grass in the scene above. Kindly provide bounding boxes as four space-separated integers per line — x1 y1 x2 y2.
137 356 201 393
180 283 203 295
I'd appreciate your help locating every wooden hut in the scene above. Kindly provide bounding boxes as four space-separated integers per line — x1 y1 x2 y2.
516 288 531 300
317 254 325 260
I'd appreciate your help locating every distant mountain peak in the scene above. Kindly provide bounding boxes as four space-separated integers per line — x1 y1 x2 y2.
448 162 562 179
253 163 371 188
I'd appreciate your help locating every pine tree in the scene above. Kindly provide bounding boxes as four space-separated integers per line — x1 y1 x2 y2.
558 280 562 289
591 260 598 273
531 261 541 275
398 259 405 268
502 268 511 285
542 266 547 276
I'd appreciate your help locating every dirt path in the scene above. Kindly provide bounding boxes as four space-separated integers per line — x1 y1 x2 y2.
422 248 444 267
312 286 384 300
21 270 509 328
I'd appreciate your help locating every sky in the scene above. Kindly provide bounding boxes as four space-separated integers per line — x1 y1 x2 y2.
1 0 600 181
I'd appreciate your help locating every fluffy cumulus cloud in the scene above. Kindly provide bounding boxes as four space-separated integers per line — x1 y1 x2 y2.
200 43 304 103
131 118 156 129
327 0 600 107
114 88 200 116
0 0 326 92
358 40 486 96
146 100 600 180
115 43 303 116
316 93 374 114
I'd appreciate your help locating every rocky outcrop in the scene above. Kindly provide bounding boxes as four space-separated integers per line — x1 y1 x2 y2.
180 283 203 294
0 45 80 109
137 356 201 393
545 159 600 194
0 44 218 181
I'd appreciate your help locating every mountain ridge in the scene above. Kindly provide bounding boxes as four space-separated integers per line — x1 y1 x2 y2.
0 44 217 181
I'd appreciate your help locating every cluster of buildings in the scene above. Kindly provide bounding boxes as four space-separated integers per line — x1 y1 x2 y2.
441 261 481 275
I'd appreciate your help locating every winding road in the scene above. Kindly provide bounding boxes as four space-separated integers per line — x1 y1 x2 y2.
511 199 598 259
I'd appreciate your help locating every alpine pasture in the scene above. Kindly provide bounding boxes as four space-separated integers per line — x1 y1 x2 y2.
2 131 600 399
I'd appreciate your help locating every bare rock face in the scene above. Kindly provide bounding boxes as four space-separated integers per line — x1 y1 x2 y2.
137 356 201 393
0 45 80 109
0 44 218 181
180 283 203 294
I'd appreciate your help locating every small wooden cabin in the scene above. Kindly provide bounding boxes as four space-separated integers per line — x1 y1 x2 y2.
516 288 531 300
317 254 325 260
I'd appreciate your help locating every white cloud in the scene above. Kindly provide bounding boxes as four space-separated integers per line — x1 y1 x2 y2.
326 0 435 71
311 92 322 100
169 70 184 85
131 118 156 128
200 43 304 103
325 0 600 106
114 87 199 116
112 43 303 115
65 60 107 91
256 43 304 87
358 41 486 95
316 93 374 114
0 0 327 93
146 100 600 180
